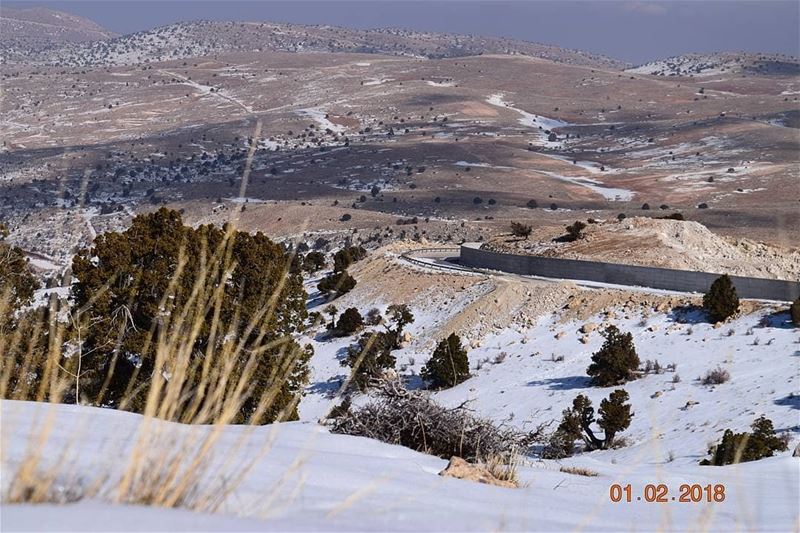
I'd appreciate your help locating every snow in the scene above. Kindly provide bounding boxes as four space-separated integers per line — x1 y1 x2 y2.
3 256 798 531
363 78 393 86
425 80 455 87
2 396 797 531
452 160 633 201
485 93 569 147
295 108 346 133
536 170 635 201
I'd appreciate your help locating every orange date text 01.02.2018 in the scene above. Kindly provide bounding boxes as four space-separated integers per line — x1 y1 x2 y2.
609 483 726 503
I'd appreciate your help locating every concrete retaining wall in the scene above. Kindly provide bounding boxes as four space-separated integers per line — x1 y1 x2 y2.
460 243 800 301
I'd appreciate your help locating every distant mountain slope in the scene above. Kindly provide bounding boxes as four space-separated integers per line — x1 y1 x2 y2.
627 51 800 77
1 16 627 69
0 6 116 57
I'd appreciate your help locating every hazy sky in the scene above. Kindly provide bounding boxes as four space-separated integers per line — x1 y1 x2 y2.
8 1 800 64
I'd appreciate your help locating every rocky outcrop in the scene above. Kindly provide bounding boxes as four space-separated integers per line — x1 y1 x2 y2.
438 457 517 488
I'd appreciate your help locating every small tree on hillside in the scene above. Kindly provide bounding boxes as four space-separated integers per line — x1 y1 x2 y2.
303 251 326 273
342 331 397 390
421 333 470 389
333 246 367 272
335 308 364 337
587 325 639 386
703 274 739 323
597 389 633 447
543 389 633 457
558 220 586 242
386 303 414 347
510 221 532 240
318 270 356 298
323 304 338 329
790 297 799 327
701 416 788 466
365 307 383 326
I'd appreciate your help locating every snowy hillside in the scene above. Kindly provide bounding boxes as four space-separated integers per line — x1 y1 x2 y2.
628 52 800 77
2 18 626 68
2 399 798 532
2 246 798 531
300 266 800 467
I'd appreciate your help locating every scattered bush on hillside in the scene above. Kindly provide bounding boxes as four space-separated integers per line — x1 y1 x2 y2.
333 245 367 272
790 298 799 327
365 307 383 326
557 220 586 243
703 274 739 323
510 221 533 239
303 251 326 273
334 308 364 337
700 366 730 385
421 333 470 389
526 199 538 209
329 380 543 461
341 331 397 390
658 212 685 221
700 416 788 465
587 325 640 386
543 389 633 458
317 270 357 298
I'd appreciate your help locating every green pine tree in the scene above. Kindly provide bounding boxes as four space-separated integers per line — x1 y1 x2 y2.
70 208 311 423
703 274 739 323
421 333 470 389
586 326 640 386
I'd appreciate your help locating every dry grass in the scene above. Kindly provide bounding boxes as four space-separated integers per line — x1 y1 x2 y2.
484 454 520 486
559 465 600 477
1 233 300 510
1 131 319 513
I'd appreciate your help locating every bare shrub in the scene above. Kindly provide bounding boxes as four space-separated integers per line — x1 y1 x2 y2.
329 380 544 462
701 367 731 385
493 352 508 364
510 222 532 240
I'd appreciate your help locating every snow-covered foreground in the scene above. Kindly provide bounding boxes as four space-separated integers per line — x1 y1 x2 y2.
2 399 798 532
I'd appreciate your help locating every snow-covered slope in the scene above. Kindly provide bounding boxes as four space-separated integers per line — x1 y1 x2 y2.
302 289 800 466
628 52 800 77
3 249 798 531
2 400 798 531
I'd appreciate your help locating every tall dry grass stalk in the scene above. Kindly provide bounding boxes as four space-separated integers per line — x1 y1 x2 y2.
0 115 366 521
1 194 315 515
